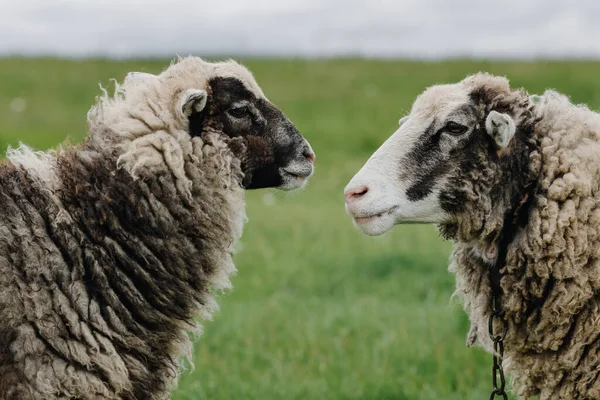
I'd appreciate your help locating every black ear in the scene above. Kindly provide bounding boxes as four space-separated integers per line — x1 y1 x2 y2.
181 89 209 137
188 109 207 137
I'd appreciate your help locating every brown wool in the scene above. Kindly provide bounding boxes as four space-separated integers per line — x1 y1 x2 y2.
450 76 600 399
0 57 274 399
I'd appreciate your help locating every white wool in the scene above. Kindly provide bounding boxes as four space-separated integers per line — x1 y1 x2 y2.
88 56 265 142
117 130 194 201
7 143 59 191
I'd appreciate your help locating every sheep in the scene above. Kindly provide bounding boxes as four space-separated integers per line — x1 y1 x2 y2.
0 56 315 400
344 72 600 399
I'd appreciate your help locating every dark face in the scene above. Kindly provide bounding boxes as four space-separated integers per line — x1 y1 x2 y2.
188 77 314 190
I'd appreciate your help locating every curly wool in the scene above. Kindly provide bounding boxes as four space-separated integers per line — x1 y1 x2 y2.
449 82 600 399
0 58 249 399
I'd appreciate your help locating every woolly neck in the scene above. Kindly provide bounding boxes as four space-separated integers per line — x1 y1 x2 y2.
37 128 246 397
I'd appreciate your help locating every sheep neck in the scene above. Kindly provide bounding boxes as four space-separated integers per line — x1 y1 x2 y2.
43 133 245 397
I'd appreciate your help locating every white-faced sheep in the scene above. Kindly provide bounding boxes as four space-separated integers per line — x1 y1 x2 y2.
0 56 315 399
344 73 600 399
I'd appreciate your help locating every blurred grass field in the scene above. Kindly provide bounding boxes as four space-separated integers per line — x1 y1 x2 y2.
2 57 600 399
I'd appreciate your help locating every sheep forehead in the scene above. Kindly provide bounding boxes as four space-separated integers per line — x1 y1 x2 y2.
162 57 266 99
462 72 511 94
210 62 265 99
411 83 471 120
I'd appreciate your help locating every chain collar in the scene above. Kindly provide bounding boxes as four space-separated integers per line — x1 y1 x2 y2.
487 180 538 400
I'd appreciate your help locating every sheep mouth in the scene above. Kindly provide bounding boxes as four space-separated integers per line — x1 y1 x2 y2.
348 206 399 236
244 161 313 191
279 165 314 190
282 166 313 179
352 206 399 224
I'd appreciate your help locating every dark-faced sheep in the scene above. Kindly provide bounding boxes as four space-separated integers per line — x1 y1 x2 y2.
344 73 600 399
0 56 314 399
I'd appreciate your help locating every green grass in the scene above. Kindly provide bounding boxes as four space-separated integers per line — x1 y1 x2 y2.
3 57 600 399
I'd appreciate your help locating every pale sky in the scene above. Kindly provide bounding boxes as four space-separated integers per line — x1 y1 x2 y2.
1 0 599 59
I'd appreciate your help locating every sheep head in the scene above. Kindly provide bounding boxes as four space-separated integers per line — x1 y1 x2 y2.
185 75 315 190
344 73 538 239
95 57 314 191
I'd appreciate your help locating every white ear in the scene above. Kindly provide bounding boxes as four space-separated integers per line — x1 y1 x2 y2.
180 89 208 117
398 115 409 126
485 111 516 149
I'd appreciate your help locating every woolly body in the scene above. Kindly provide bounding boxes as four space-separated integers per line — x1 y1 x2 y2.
0 57 312 399
454 87 600 399
345 73 600 399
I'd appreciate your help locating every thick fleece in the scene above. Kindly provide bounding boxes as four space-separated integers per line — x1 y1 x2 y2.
449 79 600 399
0 58 255 399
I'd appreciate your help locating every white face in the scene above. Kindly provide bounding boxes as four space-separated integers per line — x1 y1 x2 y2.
344 82 517 236
344 119 450 235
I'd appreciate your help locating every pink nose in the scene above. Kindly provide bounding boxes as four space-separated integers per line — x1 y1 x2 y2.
344 185 369 204
304 150 316 164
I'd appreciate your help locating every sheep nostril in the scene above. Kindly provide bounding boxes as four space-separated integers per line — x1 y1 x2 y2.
344 186 369 203
303 150 316 164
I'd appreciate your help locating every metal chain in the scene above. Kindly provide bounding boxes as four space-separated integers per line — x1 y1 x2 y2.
482 132 541 400
485 182 534 400
488 289 508 400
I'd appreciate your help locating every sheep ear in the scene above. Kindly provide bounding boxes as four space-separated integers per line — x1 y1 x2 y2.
485 111 516 149
398 115 409 126
181 89 208 118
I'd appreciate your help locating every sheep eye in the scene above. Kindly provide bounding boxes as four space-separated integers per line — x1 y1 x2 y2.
228 105 249 119
445 121 468 135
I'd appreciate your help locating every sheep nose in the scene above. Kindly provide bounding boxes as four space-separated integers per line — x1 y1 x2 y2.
344 185 369 204
303 149 315 164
